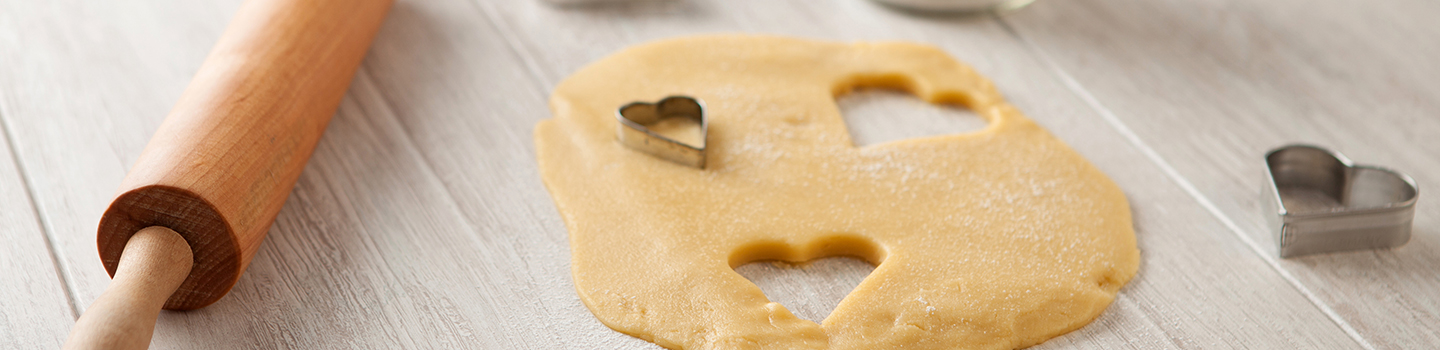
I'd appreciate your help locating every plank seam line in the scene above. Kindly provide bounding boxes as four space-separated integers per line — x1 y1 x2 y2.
1111 294 1186 349
350 65 486 244
0 99 82 320
314 70 428 350
469 0 558 92
991 17 1377 350
355 57 527 350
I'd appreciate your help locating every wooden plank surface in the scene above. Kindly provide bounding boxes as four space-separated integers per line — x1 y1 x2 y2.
375 0 1358 348
0 0 1433 348
1003 0 1440 348
0 115 74 347
0 0 608 348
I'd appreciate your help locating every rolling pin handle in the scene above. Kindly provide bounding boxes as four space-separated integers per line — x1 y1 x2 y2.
64 226 194 350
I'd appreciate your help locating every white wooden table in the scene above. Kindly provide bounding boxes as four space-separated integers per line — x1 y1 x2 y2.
2 0 1436 348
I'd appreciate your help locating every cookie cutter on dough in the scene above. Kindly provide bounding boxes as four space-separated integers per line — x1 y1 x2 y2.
1262 145 1419 258
616 96 707 168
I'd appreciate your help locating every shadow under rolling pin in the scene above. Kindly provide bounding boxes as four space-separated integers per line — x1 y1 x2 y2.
63 0 393 349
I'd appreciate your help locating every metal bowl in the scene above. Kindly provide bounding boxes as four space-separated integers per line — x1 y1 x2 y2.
869 0 1037 13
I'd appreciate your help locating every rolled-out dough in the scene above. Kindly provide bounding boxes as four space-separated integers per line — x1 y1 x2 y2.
534 35 1139 350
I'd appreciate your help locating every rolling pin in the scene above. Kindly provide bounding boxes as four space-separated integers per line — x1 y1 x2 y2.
63 0 393 348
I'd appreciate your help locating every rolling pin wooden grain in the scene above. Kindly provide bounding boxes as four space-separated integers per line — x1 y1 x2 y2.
63 0 393 348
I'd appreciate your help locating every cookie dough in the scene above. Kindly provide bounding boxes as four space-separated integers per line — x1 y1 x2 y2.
534 35 1139 350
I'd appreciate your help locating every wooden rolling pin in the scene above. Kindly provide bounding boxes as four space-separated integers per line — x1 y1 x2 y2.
63 0 393 348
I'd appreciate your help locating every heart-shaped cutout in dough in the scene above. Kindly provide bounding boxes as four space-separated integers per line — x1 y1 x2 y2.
734 256 876 324
1263 145 1419 257
616 96 707 168
534 35 1140 350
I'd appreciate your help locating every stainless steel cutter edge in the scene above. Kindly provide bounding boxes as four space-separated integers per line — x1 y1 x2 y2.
614 96 708 168
1262 144 1419 258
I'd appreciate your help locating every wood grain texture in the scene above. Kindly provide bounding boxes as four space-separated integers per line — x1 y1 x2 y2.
733 258 875 325
67 226 192 350
838 90 990 147
98 0 393 310
0 0 1429 348
1 0 499 348
1003 0 1440 347
2 0 626 347
0 0 241 324
384 0 1359 348
0 120 74 348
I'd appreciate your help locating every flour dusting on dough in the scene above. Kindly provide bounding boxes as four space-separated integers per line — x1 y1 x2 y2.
534 35 1139 350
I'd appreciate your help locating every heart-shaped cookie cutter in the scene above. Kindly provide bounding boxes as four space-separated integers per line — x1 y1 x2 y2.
1262 145 1419 258
616 96 707 168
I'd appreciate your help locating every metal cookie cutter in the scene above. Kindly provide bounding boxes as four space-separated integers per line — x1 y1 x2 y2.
1262 145 1419 258
616 96 707 168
